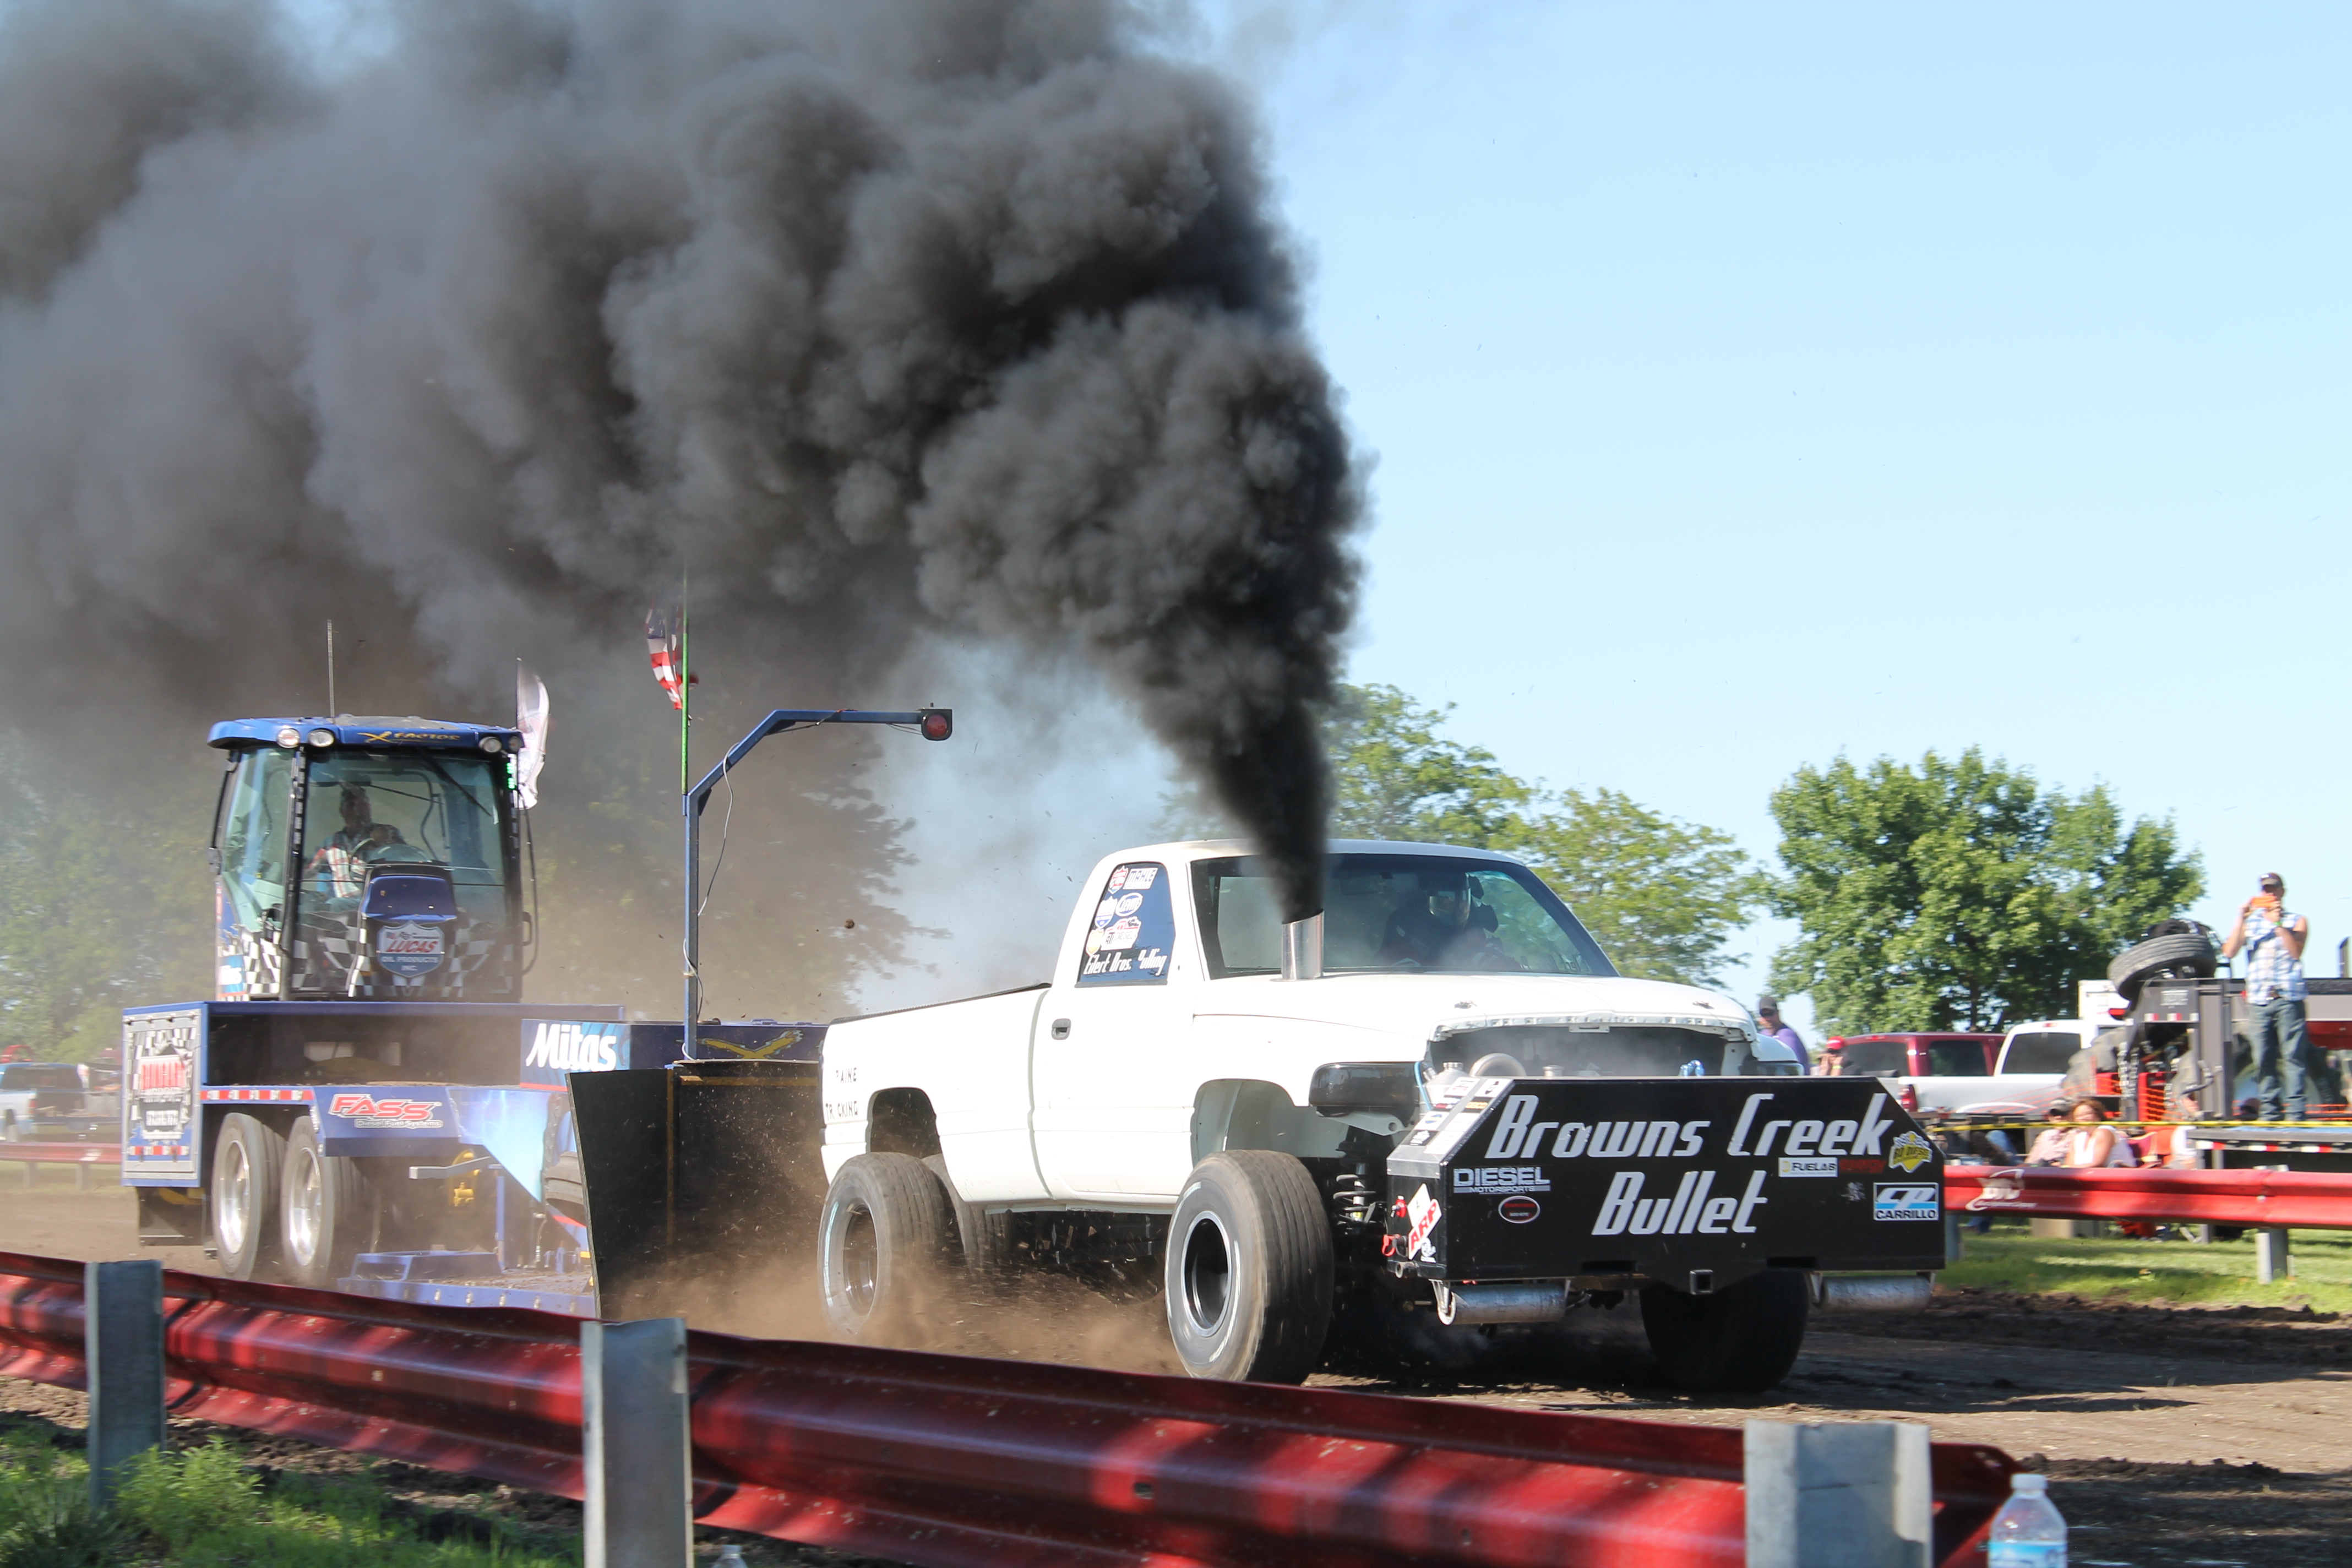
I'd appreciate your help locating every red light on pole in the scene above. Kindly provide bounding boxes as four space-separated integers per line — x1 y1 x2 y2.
919 709 952 742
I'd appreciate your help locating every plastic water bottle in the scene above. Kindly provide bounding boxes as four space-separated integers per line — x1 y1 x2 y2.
1988 1472 2066 1567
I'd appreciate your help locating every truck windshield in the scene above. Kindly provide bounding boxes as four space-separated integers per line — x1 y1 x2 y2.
299 752 507 912
2001 1032 2078 1074
1194 853 1614 977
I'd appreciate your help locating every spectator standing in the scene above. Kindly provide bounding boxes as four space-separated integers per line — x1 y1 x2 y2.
1756 996 1807 1067
2222 872 2313 1123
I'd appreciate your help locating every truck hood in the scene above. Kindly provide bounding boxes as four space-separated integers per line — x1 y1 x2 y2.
1190 970 1750 1053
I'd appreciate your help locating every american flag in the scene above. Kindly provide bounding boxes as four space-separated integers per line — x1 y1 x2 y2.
645 605 695 710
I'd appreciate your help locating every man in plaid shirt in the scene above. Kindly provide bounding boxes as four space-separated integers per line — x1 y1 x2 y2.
2222 872 2312 1123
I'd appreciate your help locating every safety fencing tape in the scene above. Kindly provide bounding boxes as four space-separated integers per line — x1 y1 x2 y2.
0 1250 2016 1567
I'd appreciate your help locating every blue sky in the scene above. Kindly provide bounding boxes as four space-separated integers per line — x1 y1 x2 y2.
1200 2 2351 1030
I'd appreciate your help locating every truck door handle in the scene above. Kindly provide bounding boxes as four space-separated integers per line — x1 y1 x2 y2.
1051 1019 1071 1041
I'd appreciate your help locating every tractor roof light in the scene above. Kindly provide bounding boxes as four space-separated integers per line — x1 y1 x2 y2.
478 734 505 754
275 727 301 748
306 728 337 748
918 708 952 742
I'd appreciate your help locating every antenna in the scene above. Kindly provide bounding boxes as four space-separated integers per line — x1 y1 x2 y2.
325 620 336 716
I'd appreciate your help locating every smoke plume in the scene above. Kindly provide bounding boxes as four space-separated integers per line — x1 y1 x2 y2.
0 0 1357 925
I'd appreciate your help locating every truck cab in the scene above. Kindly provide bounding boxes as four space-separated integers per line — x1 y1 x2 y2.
208 717 531 1001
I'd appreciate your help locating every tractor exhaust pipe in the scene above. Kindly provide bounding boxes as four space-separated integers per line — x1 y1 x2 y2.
1280 913 1324 981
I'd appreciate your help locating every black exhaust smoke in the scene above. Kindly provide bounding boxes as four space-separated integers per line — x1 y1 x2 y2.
0 0 1354 924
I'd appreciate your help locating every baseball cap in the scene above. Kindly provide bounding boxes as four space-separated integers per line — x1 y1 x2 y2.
2260 872 2285 891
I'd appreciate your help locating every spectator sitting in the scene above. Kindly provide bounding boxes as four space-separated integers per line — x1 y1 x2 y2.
2063 1099 2136 1168
2024 1104 2071 1166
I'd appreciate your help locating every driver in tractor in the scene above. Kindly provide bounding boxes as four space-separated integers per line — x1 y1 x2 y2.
303 785 409 905
1379 872 1520 971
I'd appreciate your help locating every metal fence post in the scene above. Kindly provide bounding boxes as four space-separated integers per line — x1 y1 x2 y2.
1746 1419 1931 1568
582 1316 691 1568
84 1260 165 1510
2256 1227 2291 1282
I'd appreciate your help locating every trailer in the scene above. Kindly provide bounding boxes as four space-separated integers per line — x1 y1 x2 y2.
123 999 819 1308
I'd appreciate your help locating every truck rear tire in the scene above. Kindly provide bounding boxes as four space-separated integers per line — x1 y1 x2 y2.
1640 1268 1809 1392
1164 1151 1333 1384
280 1121 376 1290
819 1153 957 1345
213 1113 286 1282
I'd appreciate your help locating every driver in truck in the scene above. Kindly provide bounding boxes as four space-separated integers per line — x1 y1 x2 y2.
306 786 409 903
1380 874 1514 970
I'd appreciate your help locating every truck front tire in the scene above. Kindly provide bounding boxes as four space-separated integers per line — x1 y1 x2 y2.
1639 1268 1809 1392
212 1113 286 1282
819 1153 957 1345
279 1121 375 1289
1165 1151 1333 1384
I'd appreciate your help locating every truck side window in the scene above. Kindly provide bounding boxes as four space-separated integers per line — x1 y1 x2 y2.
1076 862 1174 986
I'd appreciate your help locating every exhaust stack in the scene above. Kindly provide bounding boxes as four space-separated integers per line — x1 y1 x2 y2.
1280 913 1325 981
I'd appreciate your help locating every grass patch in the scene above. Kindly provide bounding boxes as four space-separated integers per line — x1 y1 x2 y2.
1942 1223 2352 1312
0 1423 579 1568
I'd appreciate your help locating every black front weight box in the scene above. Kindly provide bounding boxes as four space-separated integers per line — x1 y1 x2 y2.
1385 1077 1947 1291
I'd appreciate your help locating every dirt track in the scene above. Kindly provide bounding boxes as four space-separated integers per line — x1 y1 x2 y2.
4 1181 2347 1564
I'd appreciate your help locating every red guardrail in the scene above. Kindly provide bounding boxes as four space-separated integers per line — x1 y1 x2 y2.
1946 1164 2352 1227
0 1251 2016 1566
2 1142 120 1164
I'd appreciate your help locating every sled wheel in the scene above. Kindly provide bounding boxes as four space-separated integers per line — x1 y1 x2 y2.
280 1120 377 1289
213 1113 287 1281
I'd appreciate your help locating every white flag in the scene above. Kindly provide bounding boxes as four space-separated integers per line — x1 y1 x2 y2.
516 665 549 809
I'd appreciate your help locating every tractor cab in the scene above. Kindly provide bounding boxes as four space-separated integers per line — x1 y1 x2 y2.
208 717 531 1001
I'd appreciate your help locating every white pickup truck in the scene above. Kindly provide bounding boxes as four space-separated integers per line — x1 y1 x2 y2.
814 839 1948 1391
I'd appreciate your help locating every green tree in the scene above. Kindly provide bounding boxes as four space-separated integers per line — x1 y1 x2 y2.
1322 684 1532 843
1177 683 1755 986
1501 790 1754 988
1765 748 2202 1033
0 736 211 1061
